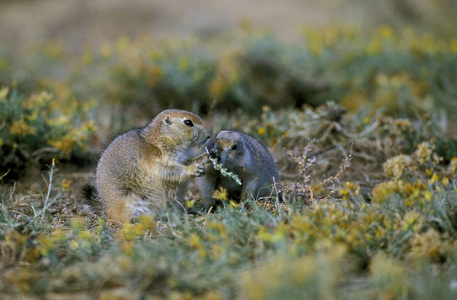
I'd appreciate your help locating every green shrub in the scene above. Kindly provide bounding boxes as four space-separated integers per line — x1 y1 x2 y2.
55 27 455 126
0 87 96 179
2 27 457 133
67 33 325 121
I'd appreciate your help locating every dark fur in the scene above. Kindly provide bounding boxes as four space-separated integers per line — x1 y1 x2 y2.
81 184 105 214
197 130 279 209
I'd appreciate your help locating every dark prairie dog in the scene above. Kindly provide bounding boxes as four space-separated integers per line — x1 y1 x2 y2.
95 109 211 224
197 130 279 209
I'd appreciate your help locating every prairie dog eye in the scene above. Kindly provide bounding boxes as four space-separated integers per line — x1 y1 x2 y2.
231 144 237 150
184 120 194 127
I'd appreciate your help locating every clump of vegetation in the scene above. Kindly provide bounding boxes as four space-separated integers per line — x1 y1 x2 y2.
68 34 325 119
0 87 96 179
2 25 455 131
74 26 457 120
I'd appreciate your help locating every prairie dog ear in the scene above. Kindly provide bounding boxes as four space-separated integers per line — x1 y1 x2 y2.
163 115 172 125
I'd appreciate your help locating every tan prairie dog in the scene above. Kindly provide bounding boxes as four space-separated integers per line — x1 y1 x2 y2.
197 130 279 209
91 109 211 224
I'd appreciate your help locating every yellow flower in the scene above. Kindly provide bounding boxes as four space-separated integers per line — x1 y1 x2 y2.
422 33 438 53
212 187 228 201
61 179 72 191
450 39 457 53
394 118 413 131
372 180 402 203
383 155 412 179
344 181 358 191
0 86 9 98
79 230 93 242
188 233 206 257
52 228 67 243
10 118 36 136
425 168 433 177
304 29 324 55
410 228 450 262
429 173 439 185
138 214 155 232
324 27 338 46
4 230 27 250
210 244 223 260
26 112 38 122
229 200 242 208
339 189 349 197
379 25 394 40
374 226 385 238
208 221 228 240
120 241 135 256
341 92 366 112
188 233 202 248
120 224 136 241
257 127 266 135
37 234 53 255
442 176 450 186
48 137 76 153
424 191 433 201
415 142 434 164
25 91 52 109
133 223 145 236
100 43 112 59
402 211 421 231
116 37 130 52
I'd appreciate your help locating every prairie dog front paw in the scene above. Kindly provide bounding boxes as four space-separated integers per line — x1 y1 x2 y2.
187 163 205 178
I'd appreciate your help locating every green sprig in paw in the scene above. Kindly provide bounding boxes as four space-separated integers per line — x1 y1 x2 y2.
205 147 242 185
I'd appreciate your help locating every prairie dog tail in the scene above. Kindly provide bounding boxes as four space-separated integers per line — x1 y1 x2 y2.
82 183 105 215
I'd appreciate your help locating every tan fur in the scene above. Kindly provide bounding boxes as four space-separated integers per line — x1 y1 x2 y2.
197 130 279 209
95 109 211 224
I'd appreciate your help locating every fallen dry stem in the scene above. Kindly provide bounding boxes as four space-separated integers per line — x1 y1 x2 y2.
288 143 353 201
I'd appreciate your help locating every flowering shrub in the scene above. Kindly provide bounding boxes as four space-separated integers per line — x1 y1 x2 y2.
0 87 96 179
67 33 325 120
3 26 455 129
74 27 456 120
